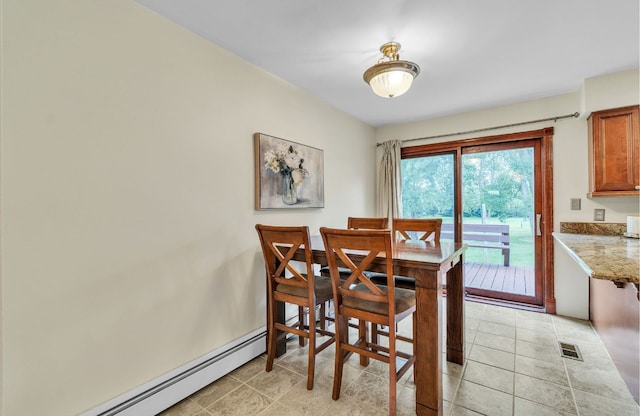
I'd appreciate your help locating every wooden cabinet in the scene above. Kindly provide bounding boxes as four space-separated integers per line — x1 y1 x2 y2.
590 278 639 403
588 105 640 197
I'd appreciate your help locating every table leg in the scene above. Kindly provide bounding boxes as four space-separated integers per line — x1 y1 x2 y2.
414 269 443 416
446 255 465 364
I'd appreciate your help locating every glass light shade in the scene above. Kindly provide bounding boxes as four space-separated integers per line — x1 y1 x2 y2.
363 55 420 98
369 69 415 98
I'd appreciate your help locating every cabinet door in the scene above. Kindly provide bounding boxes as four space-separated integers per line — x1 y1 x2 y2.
588 105 640 197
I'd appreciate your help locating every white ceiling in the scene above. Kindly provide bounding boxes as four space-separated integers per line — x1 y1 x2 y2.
136 0 639 127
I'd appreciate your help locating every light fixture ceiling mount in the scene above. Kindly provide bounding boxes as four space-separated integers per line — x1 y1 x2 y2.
363 41 420 98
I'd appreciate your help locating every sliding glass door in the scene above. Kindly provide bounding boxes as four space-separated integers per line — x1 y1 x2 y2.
401 131 552 308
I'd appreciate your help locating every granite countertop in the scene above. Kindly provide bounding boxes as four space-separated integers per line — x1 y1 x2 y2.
553 232 639 284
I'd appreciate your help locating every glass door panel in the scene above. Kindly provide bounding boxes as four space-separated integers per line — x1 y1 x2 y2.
461 142 542 305
401 153 455 231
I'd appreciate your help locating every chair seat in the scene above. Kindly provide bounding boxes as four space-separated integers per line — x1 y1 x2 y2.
276 275 333 299
342 283 416 316
367 272 416 290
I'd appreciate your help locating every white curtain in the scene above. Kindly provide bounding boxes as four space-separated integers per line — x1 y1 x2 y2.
377 140 403 223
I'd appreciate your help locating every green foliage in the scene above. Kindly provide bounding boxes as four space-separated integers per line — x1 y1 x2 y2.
401 154 454 218
402 148 534 223
401 147 536 266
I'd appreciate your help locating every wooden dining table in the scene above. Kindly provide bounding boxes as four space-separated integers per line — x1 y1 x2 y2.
282 235 467 416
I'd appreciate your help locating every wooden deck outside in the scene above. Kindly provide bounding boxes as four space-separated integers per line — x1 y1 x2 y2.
464 261 535 297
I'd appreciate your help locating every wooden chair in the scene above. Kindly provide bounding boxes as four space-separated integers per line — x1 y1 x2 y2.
255 224 335 390
319 227 416 416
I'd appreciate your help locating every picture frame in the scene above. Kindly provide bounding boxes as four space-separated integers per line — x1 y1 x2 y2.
254 132 324 210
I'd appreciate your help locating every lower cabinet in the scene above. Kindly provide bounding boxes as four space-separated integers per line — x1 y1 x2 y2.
589 277 639 403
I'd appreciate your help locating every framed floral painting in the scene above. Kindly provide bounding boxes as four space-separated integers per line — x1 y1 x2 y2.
254 133 324 209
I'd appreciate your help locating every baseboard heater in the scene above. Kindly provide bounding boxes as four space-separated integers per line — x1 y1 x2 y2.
81 327 266 416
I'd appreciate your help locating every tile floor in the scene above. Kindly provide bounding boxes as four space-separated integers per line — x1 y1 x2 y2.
159 301 639 416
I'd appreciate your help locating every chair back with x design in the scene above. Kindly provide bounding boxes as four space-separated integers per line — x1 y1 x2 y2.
393 218 442 242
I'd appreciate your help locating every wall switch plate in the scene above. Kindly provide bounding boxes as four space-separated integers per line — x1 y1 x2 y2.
594 208 605 221
570 198 581 210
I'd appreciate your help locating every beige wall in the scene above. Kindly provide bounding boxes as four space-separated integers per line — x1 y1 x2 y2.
583 69 640 114
377 69 640 319
3 1 639 414
1 1 375 415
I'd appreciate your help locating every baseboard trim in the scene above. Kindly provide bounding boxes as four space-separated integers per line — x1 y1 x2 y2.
81 327 266 416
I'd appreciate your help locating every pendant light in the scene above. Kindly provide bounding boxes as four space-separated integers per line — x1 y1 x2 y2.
363 42 420 98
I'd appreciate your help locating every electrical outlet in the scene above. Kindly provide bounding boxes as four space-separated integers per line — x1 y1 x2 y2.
594 208 605 221
570 198 581 210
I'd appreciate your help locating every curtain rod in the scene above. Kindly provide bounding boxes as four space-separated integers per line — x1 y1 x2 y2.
376 111 580 146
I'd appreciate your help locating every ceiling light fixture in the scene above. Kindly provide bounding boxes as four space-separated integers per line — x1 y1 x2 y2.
363 42 420 98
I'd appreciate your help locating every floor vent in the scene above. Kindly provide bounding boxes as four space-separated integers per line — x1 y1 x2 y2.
559 342 583 361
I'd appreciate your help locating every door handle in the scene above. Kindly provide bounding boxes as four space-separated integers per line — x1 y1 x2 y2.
536 214 542 236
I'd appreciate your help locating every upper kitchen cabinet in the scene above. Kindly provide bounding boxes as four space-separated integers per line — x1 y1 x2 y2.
588 105 640 197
